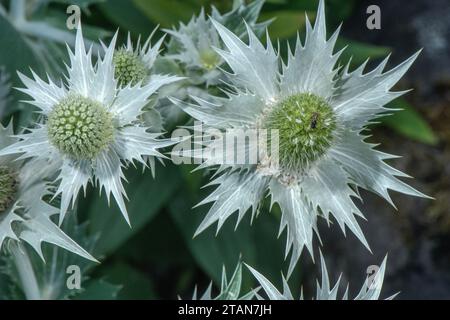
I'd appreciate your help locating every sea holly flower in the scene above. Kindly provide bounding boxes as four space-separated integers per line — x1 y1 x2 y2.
0 122 95 263
247 254 396 300
175 0 429 275
0 26 181 225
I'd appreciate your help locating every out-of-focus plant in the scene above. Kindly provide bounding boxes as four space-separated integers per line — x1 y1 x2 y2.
186 260 258 300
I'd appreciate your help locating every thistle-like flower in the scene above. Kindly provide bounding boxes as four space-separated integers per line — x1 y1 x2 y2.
0 67 12 119
0 122 94 262
247 254 396 300
113 31 164 88
0 26 181 225
164 0 270 86
175 0 429 275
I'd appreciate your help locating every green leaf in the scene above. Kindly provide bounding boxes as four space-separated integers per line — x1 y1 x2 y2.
0 17 41 78
132 0 199 27
380 99 438 145
86 163 182 257
260 11 312 39
337 38 391 67
98 0 158 38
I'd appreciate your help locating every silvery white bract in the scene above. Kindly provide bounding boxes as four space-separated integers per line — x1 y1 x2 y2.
112 30 167 137
0 26 182 226
188 261 258 300
0 123 95 262
164 0 270 86
247 254 396 300
0 67 11 119
176 0 429 275
113 30 165 87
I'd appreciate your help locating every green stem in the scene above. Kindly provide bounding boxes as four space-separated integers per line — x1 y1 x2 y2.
10 241 41 300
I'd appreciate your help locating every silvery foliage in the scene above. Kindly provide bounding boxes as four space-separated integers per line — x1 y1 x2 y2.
156 0 271 127
188 261 258 300
174 0 428 276
113 30 168 156
247 254 396 300
0 26 182 226
0 122 95 263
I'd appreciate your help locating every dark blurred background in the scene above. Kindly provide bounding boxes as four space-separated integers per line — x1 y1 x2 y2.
1 0 449 299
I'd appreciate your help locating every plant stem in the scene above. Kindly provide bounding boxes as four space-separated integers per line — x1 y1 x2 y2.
10 241 41 300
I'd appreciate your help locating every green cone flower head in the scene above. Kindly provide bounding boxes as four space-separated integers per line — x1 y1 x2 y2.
175 0 429 275
0 26 181 227
0 122 95 262
47 94 114 160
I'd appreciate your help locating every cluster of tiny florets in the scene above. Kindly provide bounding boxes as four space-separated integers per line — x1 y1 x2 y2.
113 49 148 86
0 166 18 214
263 93 336 175
199 49 221 70
47 94 114 160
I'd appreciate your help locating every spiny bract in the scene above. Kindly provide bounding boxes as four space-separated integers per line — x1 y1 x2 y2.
47 94 114 160
164 0 270 86
0 26 181 226
0 165 18 213
112 31 164 87
247 254 396 300
187 261 258 300
174 0 429 276
0 122 94 262
0 67 11 119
